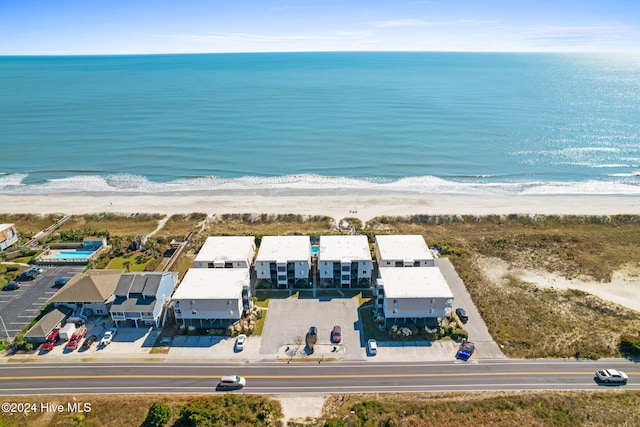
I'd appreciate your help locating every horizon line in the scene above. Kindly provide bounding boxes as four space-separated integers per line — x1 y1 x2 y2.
1 49 638 58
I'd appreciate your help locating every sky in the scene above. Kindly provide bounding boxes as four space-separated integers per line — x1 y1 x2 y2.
0 0 639 55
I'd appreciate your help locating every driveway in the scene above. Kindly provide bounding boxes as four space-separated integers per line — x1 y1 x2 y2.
436 258 506 359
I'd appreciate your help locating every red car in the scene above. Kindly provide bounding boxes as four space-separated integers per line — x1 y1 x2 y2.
331 325 342 344
42 329 60 351
65 325 87 350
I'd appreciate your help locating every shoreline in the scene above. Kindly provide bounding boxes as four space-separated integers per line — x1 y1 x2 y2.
1 193 639 222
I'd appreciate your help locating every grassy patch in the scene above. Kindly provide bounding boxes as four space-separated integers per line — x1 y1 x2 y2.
0 214 64 238
153 213 208 239
57 213 163 236
322 390 640 427
107 253 156 272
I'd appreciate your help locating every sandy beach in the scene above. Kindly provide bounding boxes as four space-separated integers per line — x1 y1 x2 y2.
4 191 638 313
1 192 640 222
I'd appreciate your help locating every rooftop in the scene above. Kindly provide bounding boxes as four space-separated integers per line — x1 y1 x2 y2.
194 236 255 264
375 235 433 261
172 268 250 300
378 267 454 299
256 235 310 263
319 235 371 262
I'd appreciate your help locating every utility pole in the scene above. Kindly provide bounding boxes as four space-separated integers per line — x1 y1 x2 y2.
0 315 11 345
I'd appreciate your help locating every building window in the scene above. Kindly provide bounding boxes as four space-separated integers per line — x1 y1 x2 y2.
341 275 350 281
341 265 350 271
393 299 398 304
277 266 286 272
95 309 103 314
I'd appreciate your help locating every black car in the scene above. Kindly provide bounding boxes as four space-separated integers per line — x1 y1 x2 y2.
3 281 21 290
306 326 318 346
455 307 468 323
17 269 39 281
55 278 69 286
82 335 97 349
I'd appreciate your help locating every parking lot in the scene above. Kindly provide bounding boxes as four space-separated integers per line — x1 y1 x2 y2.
3 259 502 363
0 265 85 341
260 296 362 358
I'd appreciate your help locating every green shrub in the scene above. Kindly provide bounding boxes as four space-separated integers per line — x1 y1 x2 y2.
451 328 469 341
144 402 172 427
619 334 640 357
5 264 19 272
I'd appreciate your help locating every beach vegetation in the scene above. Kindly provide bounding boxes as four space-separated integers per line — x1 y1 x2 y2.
365 214 640 358
322 391 640 427
0 391 638 427
143 401 172 427
619 334 640 358
0 213 64 239
57 213 162 236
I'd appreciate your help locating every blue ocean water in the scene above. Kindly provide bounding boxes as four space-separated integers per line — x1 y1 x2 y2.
1 52 639 195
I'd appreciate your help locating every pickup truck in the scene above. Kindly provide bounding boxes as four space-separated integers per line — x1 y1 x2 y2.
42 329 60 351
65 325 87 350
99 328 118 346
456 340 475 361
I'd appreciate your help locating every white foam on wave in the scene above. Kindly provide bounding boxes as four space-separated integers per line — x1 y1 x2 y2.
1 173 639 196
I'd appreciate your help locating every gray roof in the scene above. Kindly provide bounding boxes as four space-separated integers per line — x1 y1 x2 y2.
110 272 167 312
49 269 124 303
25 306 72 339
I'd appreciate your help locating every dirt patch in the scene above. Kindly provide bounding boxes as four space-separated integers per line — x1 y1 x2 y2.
277 394 326 425
478 255 640 313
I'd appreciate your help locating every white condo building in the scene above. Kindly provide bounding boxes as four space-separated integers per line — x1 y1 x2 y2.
171 268 251 328
194 236 256 269
318 235 372 287
375 267 453 327
375 234 435 267
255 236 311 287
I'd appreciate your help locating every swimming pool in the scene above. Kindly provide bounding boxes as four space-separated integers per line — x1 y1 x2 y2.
50 251 95 261
311 245 319 256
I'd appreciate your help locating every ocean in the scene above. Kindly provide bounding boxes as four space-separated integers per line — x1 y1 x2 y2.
1 52 639 195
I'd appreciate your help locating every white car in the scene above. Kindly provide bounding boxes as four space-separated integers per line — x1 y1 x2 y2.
235 334 247 351
367 339 378 355
99 328 118 346
595 369 628 383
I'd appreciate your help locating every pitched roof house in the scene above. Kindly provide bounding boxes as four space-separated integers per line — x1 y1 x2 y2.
48 269 124 317
110 272 178 327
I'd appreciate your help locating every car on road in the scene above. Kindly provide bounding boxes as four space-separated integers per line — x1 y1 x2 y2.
54 278 69 286
331 326 342 344
99 328 118 346
82 335 97 349
455 307 468 323
3 281 21 290
218 375 246 389
367 339 378 355
235 334 247 351
42 329 60 351
595 369 628 384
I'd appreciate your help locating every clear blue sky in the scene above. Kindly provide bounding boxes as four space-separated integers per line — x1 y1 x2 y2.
1 0 638 55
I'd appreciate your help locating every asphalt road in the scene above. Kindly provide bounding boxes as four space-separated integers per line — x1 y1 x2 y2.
0 359 637 396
